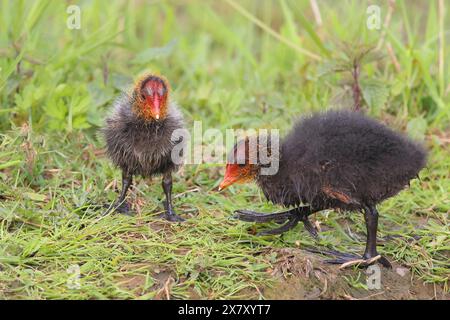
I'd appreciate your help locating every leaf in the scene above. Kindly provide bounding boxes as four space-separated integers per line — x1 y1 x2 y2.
22 0 51 34
329 86 354 109
87 83 115 108
72 96 90 116
73 115 91 129
391 78 406 97
24 192 47 202
21 238 44 258
360 49 385 65
0 160 22 170
406 116 427 141
317 59 352 77
361 78 389 111
14 85 35 112
111 74 133 92
45 98 67 121
412 50 447 123
289 0 330 56
337 42 382 67
87 110 105 127
131 40 177 65
280 0 299 43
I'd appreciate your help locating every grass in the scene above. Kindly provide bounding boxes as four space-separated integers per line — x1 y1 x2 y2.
0 0 449 299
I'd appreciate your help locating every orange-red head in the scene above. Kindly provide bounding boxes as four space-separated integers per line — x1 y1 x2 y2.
134 74 169 121
219 138 259 191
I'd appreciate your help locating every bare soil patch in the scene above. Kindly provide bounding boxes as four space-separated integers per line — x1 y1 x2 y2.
263 248 449 300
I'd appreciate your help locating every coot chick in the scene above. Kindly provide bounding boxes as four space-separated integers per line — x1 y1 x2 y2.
220 110 427 267
102 74 185 222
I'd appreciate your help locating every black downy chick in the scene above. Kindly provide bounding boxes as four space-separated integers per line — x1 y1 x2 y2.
220 110 427 267
102 74 185 222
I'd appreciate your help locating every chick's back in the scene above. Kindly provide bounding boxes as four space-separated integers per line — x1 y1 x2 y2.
282 110 427 205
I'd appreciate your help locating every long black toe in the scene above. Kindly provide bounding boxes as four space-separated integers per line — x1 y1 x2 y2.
233 210 291 223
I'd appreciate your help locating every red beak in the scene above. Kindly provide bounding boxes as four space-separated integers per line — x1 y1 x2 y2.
219 177 234 191
219 166 239 191
146 94 161 119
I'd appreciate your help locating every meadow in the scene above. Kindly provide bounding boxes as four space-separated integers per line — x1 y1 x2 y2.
0 0 448 299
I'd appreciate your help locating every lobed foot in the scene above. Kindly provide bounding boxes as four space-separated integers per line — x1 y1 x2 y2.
325 256 392 269
306 248 392 268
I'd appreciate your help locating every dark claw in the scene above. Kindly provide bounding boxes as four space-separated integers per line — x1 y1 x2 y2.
323 255 362 265
377 256 393 269
300 219 319 239
324 257 384 268
324 258 351 265
256 217 300 236
305 247 360 260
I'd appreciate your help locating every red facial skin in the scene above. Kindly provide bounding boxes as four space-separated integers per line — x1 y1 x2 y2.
219 138 258 191
219 163 257 191
135 76 169 120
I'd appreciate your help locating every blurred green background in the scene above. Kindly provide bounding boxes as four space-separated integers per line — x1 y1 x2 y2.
1 0 448 134
0 0 449 299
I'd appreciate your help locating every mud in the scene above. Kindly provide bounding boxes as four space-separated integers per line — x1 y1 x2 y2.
263 248 449 300
115 266 176 299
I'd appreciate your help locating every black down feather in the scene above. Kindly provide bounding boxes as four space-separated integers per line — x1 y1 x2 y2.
102 94 184 178
257 110 427 210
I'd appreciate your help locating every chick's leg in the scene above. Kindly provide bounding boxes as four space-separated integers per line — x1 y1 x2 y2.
161 172 185 222
106 171 132 215
317 206 392 268
362 205 392 268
